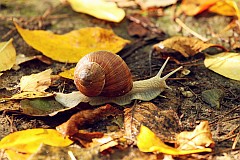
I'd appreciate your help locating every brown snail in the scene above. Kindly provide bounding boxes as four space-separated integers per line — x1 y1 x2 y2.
55 51 182 106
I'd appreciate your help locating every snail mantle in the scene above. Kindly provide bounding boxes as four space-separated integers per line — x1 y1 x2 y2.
55 51 182 107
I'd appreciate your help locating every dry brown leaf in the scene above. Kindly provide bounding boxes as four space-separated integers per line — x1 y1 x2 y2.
127 22 148 37
20 69 52 92
153 36 226 58
176 121 215 150
13 54 52 70
56 104 122 137
124 102 181 143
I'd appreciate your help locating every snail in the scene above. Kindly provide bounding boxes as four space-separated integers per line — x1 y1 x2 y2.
55 51 182 106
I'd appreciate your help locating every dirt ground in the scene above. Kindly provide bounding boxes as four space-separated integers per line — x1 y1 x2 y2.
0 1 240 159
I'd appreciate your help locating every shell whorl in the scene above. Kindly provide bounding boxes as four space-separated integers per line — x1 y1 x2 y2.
74 51 133 97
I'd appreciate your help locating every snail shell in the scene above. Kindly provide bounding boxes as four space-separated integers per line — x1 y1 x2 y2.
74 51 133 97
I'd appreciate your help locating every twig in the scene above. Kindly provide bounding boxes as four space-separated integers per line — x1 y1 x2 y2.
226 124 240 137
218 133 238 142
232 132 240 149
209 105 240 125
175 18 208 42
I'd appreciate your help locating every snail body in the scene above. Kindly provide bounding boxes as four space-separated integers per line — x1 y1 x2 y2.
55 51 182 106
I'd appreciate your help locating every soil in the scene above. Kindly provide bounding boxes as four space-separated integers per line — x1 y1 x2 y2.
0 1 239 159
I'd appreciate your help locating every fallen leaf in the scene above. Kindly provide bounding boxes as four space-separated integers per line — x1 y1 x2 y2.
75 131 104 142
0 38 16 72
0 129 73 159
90 133 120 152
204 52 240 81
54 91 87 108
181 0 219 16
176 121 215 150
0 91 53 101
20 69 52 92
29 143 100 160
209 0 240 19
20 98 65 116
0 101 21 112
153 36 226 58
67 0 125 22
56 104 122 137
124 102 181 143
5 150 30 160
127 22 148 37
136 0 177 10
137 125 212 155
201 89 224 109
58 67 75 79
13 54 52 70
15 22 130 63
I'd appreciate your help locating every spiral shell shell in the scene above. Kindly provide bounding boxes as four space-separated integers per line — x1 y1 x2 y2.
74 51 133 97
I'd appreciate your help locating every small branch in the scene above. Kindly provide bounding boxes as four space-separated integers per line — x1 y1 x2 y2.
175 18 208 42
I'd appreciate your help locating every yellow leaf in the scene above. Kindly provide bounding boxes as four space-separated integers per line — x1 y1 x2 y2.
67 0 125 22
204 52 240 81
153 36 225 58
0 129 73 154
137 125 212 155
209 0 240 19
181 0 219 16
59 67 75 80
20 69 52 92
5 150 31 160
0 38 16 72
0 91 53 101
15 23 130 63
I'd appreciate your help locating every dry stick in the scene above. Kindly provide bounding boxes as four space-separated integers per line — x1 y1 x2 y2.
226 124 240 137
218 133 238 142
209 105 240 125
175 18 208 42
232 132 240 149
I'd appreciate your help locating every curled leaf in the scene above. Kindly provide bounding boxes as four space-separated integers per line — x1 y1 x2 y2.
176 121 215 150
67 0 125 22
15 22 130 63
137 125 212 155
204 52 240 81
56 104 122 137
